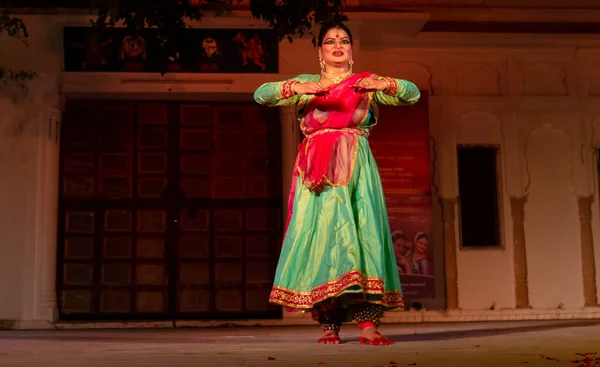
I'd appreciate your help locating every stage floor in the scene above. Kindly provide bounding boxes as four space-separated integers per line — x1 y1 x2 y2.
0 320 598 366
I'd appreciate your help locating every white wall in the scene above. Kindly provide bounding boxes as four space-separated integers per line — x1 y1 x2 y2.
1 15 68 326
365 38 600 310
2 12 600 325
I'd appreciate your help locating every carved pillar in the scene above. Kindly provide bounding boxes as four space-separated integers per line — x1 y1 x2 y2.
510 196 531 309
442 197 459 310
32 104 62 322
578 196 599 307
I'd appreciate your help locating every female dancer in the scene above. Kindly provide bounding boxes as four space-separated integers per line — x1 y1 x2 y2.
254 21 420 345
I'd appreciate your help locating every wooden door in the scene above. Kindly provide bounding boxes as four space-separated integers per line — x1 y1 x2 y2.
57 99 282 320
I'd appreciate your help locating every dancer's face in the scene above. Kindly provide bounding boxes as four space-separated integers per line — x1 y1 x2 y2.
319 28 352 68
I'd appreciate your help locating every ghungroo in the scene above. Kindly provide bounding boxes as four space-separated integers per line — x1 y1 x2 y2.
353 303 384 327
317 307 344 330
320 323 340 331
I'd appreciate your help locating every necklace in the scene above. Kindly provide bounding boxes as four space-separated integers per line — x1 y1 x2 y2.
321 70 353 84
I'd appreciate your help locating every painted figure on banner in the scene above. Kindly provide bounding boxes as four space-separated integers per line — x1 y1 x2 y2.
234 32 266 71
167 51 182 72
407 232 430 275
254 21 420 346
75 27 113 70
392 231 412 274
393 230 431 276
199 36 222 72
119 34 147 71
64 27 278 74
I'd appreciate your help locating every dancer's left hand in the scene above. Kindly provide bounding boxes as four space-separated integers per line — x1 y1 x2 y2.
350 77 388 92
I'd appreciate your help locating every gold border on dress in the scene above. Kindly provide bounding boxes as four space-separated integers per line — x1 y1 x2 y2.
269 270 404 309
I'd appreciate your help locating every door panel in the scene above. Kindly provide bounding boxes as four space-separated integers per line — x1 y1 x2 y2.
57 100 282 320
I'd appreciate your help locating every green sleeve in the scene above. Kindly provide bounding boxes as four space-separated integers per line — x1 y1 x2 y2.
372 78 421 106
254 74 318 107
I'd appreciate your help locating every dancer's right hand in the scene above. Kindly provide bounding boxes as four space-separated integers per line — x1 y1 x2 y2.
293 82 327 95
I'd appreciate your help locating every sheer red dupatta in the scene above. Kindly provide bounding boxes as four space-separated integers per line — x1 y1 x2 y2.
295 71 372 192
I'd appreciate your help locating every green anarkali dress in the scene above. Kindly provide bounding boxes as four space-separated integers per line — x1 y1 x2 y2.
254 72 421 314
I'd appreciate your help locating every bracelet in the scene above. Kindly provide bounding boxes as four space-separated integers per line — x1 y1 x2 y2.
282 80 298 99
382 76 398 96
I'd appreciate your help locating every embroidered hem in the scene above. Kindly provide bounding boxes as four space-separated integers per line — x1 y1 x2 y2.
269 270 404 309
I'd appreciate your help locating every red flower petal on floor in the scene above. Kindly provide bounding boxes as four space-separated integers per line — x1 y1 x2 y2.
474 345 481 348
318 363 325 365
408 363 417 366
267 356 276 360
389 362 398 365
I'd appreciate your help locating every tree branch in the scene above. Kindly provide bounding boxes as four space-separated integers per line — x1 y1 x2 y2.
1 7 35 94
89 0 347 73
0 6 29 45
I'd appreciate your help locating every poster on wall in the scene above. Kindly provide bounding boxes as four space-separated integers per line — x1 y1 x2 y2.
63 27 278 73
369 95 435 302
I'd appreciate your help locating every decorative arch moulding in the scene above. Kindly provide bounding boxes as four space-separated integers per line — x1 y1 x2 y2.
452 63 505 96
382 61 435 94
520 62 570 97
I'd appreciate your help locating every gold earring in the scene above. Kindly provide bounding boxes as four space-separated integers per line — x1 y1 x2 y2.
348 58 354 72
319 58 325 74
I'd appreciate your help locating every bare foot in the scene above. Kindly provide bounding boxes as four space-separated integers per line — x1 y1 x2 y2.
318 329 340 344
359 326 392 345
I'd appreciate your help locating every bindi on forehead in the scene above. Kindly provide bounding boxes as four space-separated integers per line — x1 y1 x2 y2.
325 29 348 39
325 34 349 42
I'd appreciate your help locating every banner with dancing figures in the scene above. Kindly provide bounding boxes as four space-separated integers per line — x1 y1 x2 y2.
63 27 278 73
370 94 435 302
